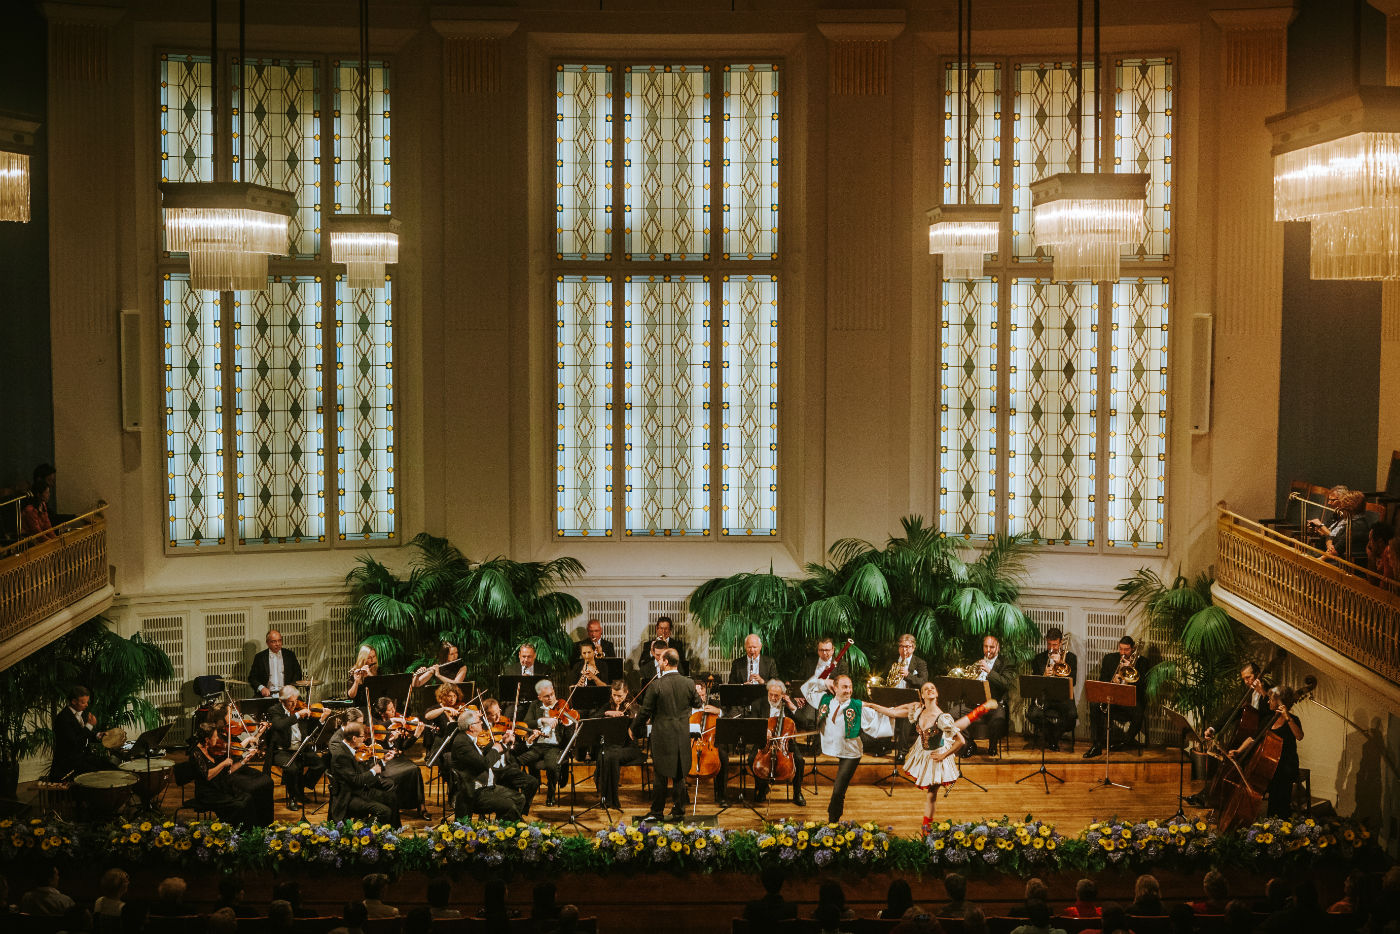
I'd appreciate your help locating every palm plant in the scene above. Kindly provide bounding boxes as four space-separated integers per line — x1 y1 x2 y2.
344 532 584 686
687 565 812 677
1116 568 1245 742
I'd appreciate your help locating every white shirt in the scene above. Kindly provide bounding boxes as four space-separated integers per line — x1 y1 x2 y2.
748 657 759 679
71 707 91 730
267 650 284 693
520 665 535 675
894 652 913 687
815 698 887 759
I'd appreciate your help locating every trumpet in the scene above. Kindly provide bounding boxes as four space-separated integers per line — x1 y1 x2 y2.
1113 653 1139 684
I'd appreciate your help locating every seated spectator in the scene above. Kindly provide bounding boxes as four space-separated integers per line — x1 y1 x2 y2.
1384 528 1400 582
272 881 313 918
0 875 10 914
267 900 295 934
402 906 433 934
214 876 255 918
119 899 148 934
1259 880 1329 934
477 879 520 924
1367 523 1394 574
1167 903 1194 934
812 881 855 923
1010 879 1051 918
1085 904 1134 934
1010 900 1067 934
554 904 583 934
1128 875 1164 917
1309 487 1370 565
150 877 188 917
426 877 462 920
1191 869 1230 915
1375 867 1400 931
815 900 853 934
93 868 129 923
1064 878 1101 918
531 881 561 924
1253 878 1289 914
964 906 990 934
56 904 93 934
744 866 797 924
330 901 369 934
361 873 398 919
21 480 57 541
20 866 75 916
880 879 924 920
892 915 944 934
206 908 238 934
1223 900 1255 934
937 873 972 919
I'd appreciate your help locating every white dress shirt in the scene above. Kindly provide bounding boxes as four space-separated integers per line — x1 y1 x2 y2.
267 650 284 693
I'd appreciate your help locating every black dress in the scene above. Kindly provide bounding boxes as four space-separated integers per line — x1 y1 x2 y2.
1265 714 1301 817
191 747 257 827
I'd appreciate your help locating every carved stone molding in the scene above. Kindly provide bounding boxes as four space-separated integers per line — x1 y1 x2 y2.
432 19 519 95
1210 7 1295 87
817 21 905 97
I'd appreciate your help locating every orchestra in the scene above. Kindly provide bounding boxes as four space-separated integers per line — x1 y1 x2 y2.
41 622 1312 832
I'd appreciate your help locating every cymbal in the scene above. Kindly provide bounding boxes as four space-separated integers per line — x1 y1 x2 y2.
294 679 320 687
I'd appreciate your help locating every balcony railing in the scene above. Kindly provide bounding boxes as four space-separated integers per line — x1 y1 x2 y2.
0 503 110 643
1216 506 1400 684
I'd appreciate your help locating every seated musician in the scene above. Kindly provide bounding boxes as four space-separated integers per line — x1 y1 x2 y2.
745 679 807 806
413 639 469 688
514 643 548 678
328 722 400 825
371 697 428 818
423 683 467 754
346 645 379 701
653 616 689 674
202 703 276 824
266 686 327 809
691 681 730 806
191 727 258 826
638 639 667 683
48 685 111 781
567 643 610 689
328 707 364 744
1228 684 1304 817
450 709 534 821
793 637 849 732
884 634 929 750
1085 636 1155 759
972 634 1013 739
590 679 646 810
517 680 573 807
1025 628 1078 750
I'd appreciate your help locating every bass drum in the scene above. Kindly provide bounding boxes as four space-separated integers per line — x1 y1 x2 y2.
73 770 136 819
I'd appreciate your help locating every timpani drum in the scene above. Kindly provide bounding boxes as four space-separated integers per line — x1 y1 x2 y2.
73 770 136 818
119 757 174 805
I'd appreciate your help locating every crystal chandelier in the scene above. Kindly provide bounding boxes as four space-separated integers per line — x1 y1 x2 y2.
0 114 39 223
928 0 1000 278
327 0 400 290
161 0 292 293
1029 0 1147 282
1268 87 1400 280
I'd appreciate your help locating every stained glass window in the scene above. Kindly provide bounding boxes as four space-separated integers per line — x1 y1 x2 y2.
234 277 325 545
234 58 321 257
160 54 214 185
1115 57 1173 261
723 64 779 261
336 278 395 541
163 274 225 547
1108 277 1168 548
557 275 614 537
333 61 392 215
624 66 709 261
722 275 778 536
1007 279 1097 545
944 62 1001 206
1011 60 1096 260
624 275 710 535
557 64 613 261
939 277 999 541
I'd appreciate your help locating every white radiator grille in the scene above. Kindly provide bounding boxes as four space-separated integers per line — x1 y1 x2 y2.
583 599 628 652
268 607 310 658
141 615 187 742
204 611 251 700
647 598 690 662
327 605 358 690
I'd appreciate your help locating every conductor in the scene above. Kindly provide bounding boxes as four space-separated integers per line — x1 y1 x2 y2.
637 648 703 821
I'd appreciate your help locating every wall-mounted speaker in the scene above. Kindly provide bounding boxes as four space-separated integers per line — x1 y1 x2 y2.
1190 312 1213 435
119 309 141 432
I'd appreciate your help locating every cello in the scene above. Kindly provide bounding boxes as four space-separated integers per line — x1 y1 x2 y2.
688 707 721 778
1214 679 1312 831
751 702 798 783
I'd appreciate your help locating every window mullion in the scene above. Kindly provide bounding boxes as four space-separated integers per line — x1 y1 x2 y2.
611 64 627 539
220 289 239 548
321 56 340 545
709 59 724 538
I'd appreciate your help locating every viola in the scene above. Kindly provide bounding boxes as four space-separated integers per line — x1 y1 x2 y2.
546 700 580 728
688 708 721 778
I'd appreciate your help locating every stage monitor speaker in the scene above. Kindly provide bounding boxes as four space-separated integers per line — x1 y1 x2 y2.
1190 312 1213 435
120 308 142 432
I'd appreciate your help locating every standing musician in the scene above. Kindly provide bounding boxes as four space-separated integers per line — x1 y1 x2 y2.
265 686 327 809
653 616 689 674
638 639 667 683
568 643 609 688
1026 627 1078 750
590 680 646 810
450 709 534 821
729 634 780 688
370 697 428 818
793 637 850 732
885 683 1000 833
328 722 400 826
247 629 303 698
517 680 574 807
1228 685 1304 816
801 673 904 823
346 645 379 701
1187 660 1272 808
192 727 259 827
637 648 704 820
514 643 548 679
572 619 616 661
48 685 111 780
1085 636 1155 759
745 679 807 807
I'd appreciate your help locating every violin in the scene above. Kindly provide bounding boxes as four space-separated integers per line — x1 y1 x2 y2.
546 700 580 728
353 741 397 764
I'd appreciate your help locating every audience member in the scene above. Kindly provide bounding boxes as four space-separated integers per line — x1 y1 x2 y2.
1010 900 1067 934
555 904 582 934
329 901 369 934
56 904 93 934
1259 880 1329 934
964 906 990 934
20 866 75 916
1367 523 1394 575
1253 878 1288 914
1329 869 1370 915
361 873 398 919
214 876 255 918
744 866 798 923
402 906 434 934
892 915 944 934
937 873 971 919
880 879 924 920
267 900 295 933
151 877 188 917
426 877 462 920
1223 900 1254 934
815 900 853 934
1167 903 1194 934
206 908 238 934
93 868 129 923
118 899 148 934
531 881 562 924
1309 486 1370 565
812 881 855 923
1375 867 1400 930
21 480 57 541
272 881 313 918
1128 875 1164 917
478 879 519 924
0 874 9 913
1064 878 1101 918
1191 869 1229 915
1010 879 1051 918
1384 529 1400 583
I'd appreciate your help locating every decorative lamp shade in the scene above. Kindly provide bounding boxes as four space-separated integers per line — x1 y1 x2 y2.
1030 172 1149 282
927 204 1002 278
161 181 296 292
327 213 401 290
1268 87 1400 280
0 114 40 223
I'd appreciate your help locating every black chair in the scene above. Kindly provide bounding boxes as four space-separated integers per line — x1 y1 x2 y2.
171 758 216 821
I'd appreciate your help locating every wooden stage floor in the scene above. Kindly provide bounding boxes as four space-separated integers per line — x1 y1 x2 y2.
27 737 1209 835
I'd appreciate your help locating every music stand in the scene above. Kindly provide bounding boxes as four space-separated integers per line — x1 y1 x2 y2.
498 676 546 715
1086 680 1136 791
236 697 279 720
291 717 340 817
361 674 412 711
930 679 991 793
868 687 919 795
561 717 630 826
1162 706 1202 822
708 716 764 817
713 683 767 713
1016 674 1071 793
596 658 624 683
129 724 172 761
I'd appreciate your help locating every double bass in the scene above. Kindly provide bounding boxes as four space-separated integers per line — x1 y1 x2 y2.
1201 650 1285 808
1214 679 1313 831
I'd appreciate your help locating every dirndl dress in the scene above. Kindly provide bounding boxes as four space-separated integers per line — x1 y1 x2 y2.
900 724 960 789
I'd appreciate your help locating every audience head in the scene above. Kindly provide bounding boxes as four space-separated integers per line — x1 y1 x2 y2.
99 868 129 900
426 877 452 909
403 906 433 934
272 881 301 909
1135 874 1161 899
943 872 967 902
28 479 50 507
217 875 243 905
268 900 294 932
1202 868 1228 904
1024 878 1048 903
760 866 786 895
1100 904 1130 934
1224 900 1254 934
362 873 389 901
483 879 508 915
885 879 915 915
963 905 989 934
156 877 186 906
558 904 581 934
206 907 237 934
817 881 846 910
1264 877 1288 907
1076 878 1098 902
532 881 559 917
1025 900 1051 928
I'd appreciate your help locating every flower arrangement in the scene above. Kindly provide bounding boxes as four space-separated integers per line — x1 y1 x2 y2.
107 818 193 864
1236 816 1373 865
259 821 398 869
0 817 79 862
1081 818 1217 869
187 819 243 867
594 820 731 870
754 820 893 872
924 817 1064 873
417 821 558 870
